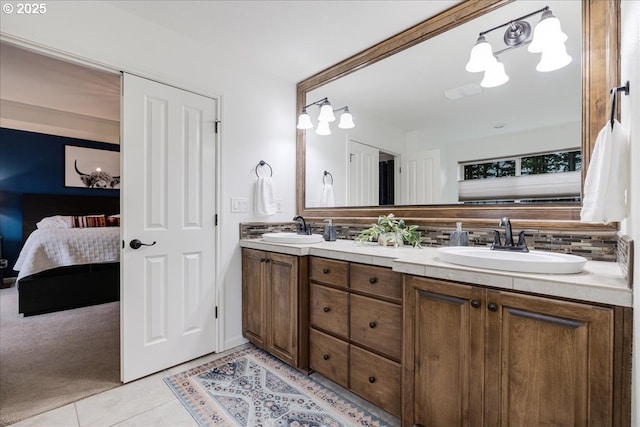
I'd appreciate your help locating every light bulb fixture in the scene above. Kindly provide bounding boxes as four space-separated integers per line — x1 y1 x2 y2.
297 97 355 135
481 58 509 88
465 6 571 88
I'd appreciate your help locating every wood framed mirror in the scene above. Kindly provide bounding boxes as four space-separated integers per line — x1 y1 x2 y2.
296 0 619 229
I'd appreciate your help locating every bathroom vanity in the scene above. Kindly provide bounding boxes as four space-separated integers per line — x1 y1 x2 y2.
240 239 632 427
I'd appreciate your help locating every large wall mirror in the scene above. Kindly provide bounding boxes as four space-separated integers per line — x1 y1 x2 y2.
296 0 619 226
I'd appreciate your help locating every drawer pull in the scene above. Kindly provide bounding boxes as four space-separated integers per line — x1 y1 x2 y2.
369 321 377 328
323 354 330 360
369 277 378 284
323 268 330 274
368 376 376 383
323 306 331 313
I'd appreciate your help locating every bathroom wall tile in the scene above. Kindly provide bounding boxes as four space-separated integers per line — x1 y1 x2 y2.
241 221 619 262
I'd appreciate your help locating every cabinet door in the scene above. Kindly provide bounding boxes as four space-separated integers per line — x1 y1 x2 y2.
242 248 266 347
265 252 299 366
485 291 614 427
403 276 484 427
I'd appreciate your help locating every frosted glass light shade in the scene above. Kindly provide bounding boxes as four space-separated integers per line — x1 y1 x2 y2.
296 109 313 129
315 120 331 136
536 42 572 72
528 11 568 53
318 101 336 122
338 110 355 129
465 36 496 72
481 60 509 88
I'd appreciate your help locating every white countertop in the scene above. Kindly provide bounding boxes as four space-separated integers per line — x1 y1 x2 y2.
240 238 632 307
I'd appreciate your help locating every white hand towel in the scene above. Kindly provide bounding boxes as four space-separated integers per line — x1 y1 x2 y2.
320 183 335 207
581 120 629 223
255 177 277 216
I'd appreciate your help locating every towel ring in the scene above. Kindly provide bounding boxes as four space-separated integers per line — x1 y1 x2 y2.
609 81 630 130
255 160 273 178
323 171 334 185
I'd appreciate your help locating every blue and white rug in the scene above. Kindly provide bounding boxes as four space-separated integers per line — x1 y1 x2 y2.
164 346 393 427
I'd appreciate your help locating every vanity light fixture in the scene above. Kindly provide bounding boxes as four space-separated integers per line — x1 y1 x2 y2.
296 97 355 135
465 5 571 88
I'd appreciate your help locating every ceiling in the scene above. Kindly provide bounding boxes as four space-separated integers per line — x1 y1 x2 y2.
108 0 460 83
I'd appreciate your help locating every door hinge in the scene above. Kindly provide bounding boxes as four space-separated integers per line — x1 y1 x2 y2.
215 306 219 319
215 120 221 134
215 214 218 226
122 240 125 249
399 167 402 174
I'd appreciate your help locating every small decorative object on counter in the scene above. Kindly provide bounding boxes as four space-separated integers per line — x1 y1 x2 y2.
449 222 469 246
323 219 337 241
356 213 422 248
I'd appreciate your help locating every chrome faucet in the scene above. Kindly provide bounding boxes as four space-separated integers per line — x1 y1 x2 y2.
293 215 311 235
491 217 529 252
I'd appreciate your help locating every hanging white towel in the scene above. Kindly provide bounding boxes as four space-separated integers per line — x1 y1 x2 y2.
320 183 335 207
581 120 629 224
255 177 277 216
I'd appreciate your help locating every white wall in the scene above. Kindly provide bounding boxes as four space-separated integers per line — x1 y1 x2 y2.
620 1 639 424
408 121 580 203
305 109 405 207
0 1 297 350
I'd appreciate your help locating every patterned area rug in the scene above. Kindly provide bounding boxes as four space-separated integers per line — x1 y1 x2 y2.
164 346 392 427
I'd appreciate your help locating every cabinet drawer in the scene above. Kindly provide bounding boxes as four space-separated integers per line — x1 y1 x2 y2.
349 345 401 417
310 284 348 339
350 264 402 302
309 328 349 388
310 257 348 289
350 294 402 361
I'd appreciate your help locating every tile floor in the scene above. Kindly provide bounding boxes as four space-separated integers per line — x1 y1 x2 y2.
10 344 400 427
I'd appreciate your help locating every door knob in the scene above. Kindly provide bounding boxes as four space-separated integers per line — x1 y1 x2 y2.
129 239 157 249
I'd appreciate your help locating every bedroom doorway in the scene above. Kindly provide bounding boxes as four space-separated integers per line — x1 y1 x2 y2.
0 42 122 425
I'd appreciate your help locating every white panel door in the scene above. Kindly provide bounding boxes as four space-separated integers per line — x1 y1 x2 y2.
348 140 379 206
402 149 441 204
121 74 217 382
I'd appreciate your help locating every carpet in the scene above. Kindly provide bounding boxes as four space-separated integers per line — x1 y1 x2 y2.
165 346 393 427
0 286 120 426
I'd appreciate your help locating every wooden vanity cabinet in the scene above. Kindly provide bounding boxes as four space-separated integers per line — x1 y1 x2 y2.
241 248 308 370
309 257 403 417
403 275 629 427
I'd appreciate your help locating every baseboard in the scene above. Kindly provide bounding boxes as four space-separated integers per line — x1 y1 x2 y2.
224 336 248 352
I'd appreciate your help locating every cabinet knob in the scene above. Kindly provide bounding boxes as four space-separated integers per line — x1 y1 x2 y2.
260 258 266 263
322 268 330 274
369 277 377 284
323 306 330 313
470 300 481 309
369 321 377 328
323 354 330 360
488 303 498 312
265 258 270 263
368 376 376 383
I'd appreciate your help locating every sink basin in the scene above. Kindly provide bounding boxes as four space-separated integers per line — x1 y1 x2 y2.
262 232 324 244
437 247 587 274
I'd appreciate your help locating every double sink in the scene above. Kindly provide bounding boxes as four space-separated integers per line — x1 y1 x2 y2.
261 232 587 275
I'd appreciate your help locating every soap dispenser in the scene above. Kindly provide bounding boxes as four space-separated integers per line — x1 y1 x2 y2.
449 222 469 246
323 219 337 241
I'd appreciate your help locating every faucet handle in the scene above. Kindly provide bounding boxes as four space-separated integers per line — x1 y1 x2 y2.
491 229 501 248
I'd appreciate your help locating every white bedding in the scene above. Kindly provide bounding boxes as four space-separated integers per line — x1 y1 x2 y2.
13 227 120 282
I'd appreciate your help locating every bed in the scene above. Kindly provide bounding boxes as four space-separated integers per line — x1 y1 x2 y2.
14 194 120 316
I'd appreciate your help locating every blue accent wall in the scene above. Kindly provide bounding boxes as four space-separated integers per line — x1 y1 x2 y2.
0 128 120 277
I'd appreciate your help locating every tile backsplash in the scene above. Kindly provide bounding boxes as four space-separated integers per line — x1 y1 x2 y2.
240 221 618 262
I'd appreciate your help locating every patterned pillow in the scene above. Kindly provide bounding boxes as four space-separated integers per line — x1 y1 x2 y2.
106 215 120 227
72 215 106 228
